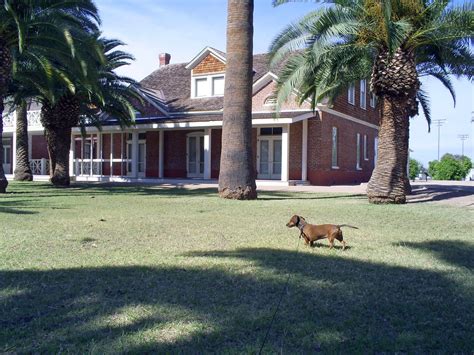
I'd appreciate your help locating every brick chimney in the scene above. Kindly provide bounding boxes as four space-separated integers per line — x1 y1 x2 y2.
159 53 171 67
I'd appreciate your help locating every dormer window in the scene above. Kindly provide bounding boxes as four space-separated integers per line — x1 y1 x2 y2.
192 74 225 98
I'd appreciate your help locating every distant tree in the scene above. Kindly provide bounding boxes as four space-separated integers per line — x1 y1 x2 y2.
409 158 422 180
428 154 472 180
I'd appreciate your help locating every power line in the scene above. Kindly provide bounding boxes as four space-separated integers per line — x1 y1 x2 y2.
432 119 446 160
458 134 469 157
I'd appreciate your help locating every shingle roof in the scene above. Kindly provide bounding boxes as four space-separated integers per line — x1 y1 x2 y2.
139 52 272 114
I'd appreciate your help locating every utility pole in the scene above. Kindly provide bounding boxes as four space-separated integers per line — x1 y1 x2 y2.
458 134 469 157
432 119 446 160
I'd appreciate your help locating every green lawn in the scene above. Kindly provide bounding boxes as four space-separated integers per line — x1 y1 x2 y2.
1 182 473 353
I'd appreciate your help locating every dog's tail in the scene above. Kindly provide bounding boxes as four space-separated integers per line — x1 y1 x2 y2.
337 224 358 229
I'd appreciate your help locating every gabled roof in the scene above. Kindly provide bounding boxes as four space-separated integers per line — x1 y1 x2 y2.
185 46 227 70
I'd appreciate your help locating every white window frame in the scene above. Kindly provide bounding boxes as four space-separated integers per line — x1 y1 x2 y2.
356 133 361 170
331 127 338 169
363 134 368 160
360 80 367 109
191 74 225 99
370 93 377 108
348 84 355 105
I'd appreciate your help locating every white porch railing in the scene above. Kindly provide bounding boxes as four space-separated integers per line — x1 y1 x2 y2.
73 159 132 176
29 159 49 175
2 110 42 128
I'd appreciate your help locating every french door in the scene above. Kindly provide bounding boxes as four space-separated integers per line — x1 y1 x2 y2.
258 137 282 180
187 134 204 178
127 140 146 177
2 143 11 174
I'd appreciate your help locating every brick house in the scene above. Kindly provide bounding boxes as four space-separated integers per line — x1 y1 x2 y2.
2 46 380 185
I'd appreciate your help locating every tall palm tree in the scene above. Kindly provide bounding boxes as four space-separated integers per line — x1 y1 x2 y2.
39 35 140 186
270 0 473 203
14 100 33 181
0 0 100 193
218 0 258 200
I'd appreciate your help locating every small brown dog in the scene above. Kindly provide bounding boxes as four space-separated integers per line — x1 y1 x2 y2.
286 215 358 250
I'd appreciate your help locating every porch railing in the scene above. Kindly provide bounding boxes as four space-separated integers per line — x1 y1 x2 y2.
73 159 132 176
29 159 49 175
2 110 42 128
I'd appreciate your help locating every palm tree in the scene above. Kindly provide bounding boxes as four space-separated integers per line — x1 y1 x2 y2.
0 0 100 193
14 100 33 181
39 36 140 186
270 0 473 203
218 0 258 200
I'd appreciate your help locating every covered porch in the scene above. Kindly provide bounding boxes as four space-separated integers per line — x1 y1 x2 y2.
70 116 310 185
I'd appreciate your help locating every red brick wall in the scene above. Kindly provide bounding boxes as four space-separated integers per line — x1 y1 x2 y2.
289 122 302 180
331 82 380 126
146 131 160 177
211 129 221 179
31 135 48 159
192 54 225 75
306 111 378 185
164 130 203 178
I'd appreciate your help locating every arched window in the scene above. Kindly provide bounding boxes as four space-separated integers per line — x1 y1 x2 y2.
264 96 277 106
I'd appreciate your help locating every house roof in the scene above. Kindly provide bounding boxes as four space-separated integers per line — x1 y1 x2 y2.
139 52 272 114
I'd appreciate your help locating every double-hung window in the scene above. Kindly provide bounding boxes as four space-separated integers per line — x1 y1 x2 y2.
348 84 355 105
332 127 338 168
360 80 367 109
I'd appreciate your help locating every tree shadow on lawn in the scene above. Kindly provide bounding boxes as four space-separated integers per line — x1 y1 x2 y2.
1 243 472 353
0 200 39 215
407 185 474 205
256 192 365 201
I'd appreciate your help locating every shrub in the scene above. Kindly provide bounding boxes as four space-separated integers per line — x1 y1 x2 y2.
409 158 422 180
428 154 472 180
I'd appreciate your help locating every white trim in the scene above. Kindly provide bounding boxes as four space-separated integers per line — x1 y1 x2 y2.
131 132 139 178
348 83 355 105
356 133 362 170
185 47 226 70
69 134 74 177
301 119 308 181
318 106 379 130
191 73 225 99
281 124 289 182
186 131 205 178
360 80 367 110
331 126 338 169
364 134 368 160
12 118 17 174
252 72 279 94
203 128 211 179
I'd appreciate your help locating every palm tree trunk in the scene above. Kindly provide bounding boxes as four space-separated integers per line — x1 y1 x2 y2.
218 0 257 200
14 101 33 181
44 125 72 186
0 100 7 193
367 97 410 204
40 94 79 187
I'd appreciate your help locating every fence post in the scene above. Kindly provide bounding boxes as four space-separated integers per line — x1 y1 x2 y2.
41 158 47 175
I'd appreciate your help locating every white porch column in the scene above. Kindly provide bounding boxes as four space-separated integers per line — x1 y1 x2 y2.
69 134 74 177
158 130 164 179
131 131 139 178
203 128 212 179
12 113 17 174
281 124 290 182
109 133 113 177
301 119 308 181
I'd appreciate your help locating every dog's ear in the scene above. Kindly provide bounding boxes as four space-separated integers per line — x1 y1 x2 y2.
295 215 300 225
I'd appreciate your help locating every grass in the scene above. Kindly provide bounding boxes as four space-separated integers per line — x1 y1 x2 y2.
0 181 473 353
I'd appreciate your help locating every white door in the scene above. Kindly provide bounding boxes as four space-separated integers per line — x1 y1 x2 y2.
258 137 282 180
2 144 11 174
187 134 204 178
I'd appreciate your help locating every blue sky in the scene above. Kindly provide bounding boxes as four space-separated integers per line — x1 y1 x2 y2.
96 0 473 166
